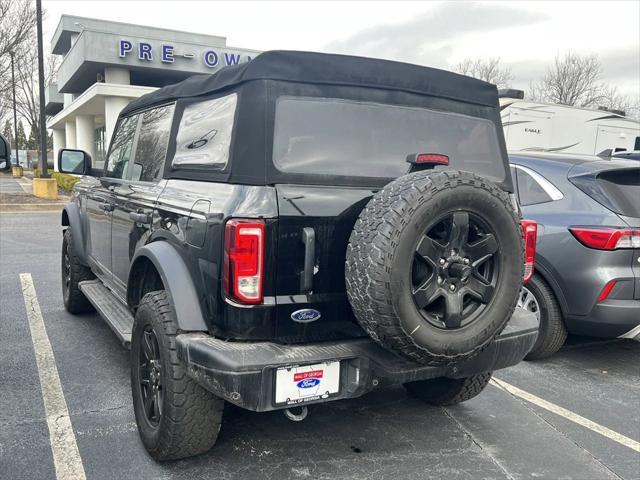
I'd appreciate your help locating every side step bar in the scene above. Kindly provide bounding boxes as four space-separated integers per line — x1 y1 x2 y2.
79 280 134 348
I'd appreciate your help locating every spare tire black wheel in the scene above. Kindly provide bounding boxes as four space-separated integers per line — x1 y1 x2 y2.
346 170 523 365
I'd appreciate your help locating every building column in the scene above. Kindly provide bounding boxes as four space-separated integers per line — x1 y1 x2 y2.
75 115 95 161
65 120 77 149
52 129 66 171
104 67 130 85
63 93 74 108
104 96 130 148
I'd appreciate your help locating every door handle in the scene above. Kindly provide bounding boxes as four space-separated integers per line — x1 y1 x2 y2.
100 203 114 212
300 227 315 293
129 211 151 224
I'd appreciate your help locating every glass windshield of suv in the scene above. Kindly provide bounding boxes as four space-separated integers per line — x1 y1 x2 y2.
273 96 506 182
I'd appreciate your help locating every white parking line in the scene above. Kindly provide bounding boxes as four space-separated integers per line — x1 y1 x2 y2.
491 377 640 453
19 273 86 480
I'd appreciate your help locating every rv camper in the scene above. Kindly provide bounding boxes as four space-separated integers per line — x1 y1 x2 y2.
500 91 640 156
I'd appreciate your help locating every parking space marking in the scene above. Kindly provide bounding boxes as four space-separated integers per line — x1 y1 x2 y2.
19 273 86 480
491 378 640 453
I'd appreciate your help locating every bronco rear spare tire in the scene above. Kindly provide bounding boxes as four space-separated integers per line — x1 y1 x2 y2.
346 170 523 364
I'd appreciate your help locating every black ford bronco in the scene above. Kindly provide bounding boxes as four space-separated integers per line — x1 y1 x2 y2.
58 51 539 461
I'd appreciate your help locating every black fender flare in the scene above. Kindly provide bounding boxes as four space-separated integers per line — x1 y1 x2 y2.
533 257 569 317
128 242 208 331
61 203 88 265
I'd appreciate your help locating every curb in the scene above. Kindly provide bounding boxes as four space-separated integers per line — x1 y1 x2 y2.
0 203 67 213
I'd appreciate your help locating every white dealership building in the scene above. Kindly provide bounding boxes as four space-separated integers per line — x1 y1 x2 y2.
46 15 259 169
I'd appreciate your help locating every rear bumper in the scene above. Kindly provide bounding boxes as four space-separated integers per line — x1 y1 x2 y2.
176 308 538 412
566 299 640 338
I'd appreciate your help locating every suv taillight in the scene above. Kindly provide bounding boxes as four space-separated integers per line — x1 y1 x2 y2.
223 219 265 304
569 227 640 250
521 220 538 283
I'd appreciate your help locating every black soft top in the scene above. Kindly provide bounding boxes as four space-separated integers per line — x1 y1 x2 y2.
121 50 499 116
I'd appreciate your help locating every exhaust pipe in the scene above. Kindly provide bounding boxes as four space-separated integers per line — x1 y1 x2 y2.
284 405 308 422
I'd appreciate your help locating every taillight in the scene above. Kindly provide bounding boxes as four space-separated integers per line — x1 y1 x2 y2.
223 219 265 304
521 220 538 283
569 227 640 250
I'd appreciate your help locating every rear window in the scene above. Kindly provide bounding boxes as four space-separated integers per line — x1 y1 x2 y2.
273 97 506 182
596 169 640 217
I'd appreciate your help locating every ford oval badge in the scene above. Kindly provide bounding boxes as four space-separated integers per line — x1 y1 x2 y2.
291 309 321 323
297 378 321 388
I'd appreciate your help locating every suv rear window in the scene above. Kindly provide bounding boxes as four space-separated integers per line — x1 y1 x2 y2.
273 96 506 182
173 93 237 168
596 169 640 217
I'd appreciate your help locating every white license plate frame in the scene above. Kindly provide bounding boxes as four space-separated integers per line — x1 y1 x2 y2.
274 361 341 406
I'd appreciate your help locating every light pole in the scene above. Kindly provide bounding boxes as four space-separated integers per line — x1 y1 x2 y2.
36 0 49 178
9 50 19 168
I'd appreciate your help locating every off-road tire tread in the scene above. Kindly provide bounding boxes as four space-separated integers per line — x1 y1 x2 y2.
405 373 492 406
62 229 94 313
524 274 567 360
346 170 521 364
133 291 224 461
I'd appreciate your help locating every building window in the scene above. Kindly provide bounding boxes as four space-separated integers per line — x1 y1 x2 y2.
94 126 106 169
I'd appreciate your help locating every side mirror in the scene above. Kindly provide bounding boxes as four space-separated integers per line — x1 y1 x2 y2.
58 149 92 175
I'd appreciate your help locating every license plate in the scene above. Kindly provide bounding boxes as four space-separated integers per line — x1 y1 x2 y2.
274 361 340 405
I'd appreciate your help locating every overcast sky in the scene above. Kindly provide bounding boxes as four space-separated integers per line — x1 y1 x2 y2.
43 0 639 97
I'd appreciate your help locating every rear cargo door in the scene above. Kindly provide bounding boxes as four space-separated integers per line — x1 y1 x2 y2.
270 95 512 341
570 161 640 298
274 185 375 340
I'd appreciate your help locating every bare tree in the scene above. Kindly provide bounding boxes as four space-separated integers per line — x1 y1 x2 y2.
597 85 640 120
529 52 606 107
453 58 513 88
0 0 36 122
11 48 59 153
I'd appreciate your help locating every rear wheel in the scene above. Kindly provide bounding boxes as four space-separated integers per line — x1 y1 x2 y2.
131 291 224 461
61 229 94 313
520 274 567 360
404 373 492 406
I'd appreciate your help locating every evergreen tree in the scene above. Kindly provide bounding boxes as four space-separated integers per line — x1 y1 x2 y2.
2 120 12 145
26 128 37 150
16 120 26 149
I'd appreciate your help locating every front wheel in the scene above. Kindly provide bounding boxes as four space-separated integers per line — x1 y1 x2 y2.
404 373 492 406
61 229 94 313
131 290 224 461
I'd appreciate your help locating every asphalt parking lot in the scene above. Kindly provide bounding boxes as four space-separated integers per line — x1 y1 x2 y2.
1 211 639 480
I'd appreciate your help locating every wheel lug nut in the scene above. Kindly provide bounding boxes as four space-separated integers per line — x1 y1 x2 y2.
463 258 470 265
450 249 456 256
437 276 443 284
449 284 456 292
439 258 446 265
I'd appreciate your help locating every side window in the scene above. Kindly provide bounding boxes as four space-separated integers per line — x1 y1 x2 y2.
105 115 139 179
132 104 175 182
173 93 237 168
516 168 553 206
